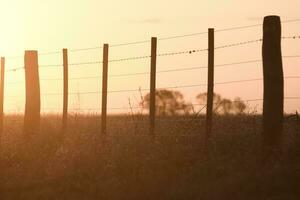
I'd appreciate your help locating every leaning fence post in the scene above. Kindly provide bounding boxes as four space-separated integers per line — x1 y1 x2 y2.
0 57 5 142
62 49 68 133
206 28 215 141
101 44 109 135
262 15 284 163
150 37 157 136
24 51 40 136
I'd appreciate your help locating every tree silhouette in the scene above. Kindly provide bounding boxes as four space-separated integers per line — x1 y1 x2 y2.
196 93 247 114
232 97 247 114
219 98 233 114
142 90 247 116
142 89 191 116
196 92 222 108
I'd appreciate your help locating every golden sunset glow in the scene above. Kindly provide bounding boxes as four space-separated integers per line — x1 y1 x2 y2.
1 1 300 199
0 0 299 114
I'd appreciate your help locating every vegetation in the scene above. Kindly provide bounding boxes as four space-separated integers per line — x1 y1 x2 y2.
142 89 192 116
196 93 247 114
0 114 299 200
142 90 248 116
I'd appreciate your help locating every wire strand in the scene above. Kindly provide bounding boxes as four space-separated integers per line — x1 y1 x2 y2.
4 55 300 83
4 18 300 59
5 35 300 71
32 76 300 97
6 97 299 113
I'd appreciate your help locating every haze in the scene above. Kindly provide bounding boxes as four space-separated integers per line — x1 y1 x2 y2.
1 0 299 113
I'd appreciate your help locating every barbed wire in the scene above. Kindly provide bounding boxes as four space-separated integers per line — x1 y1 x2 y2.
63 18 300 53
58 19 298 55
4 35 300 73
0 60 260 82
30 18 300 55
40 39 256 65
4 59 258 82
84 39 265 63
4 56 300 86
282 36 300 40
215 39 263 50
50 34 300 64
5 67 24 72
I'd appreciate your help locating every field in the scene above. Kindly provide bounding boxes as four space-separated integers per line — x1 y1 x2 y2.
0 114 299 200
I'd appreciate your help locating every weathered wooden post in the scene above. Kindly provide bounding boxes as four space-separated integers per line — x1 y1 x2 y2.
262 15 284 163
0 57 5 141
150 37 157 136
24 51 40 136
101 44 109 135
206 28 214 141
62 48 68 133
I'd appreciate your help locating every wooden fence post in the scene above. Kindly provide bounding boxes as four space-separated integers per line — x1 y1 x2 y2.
101 44 109 135
206 28 214 141
0 57 5 142
150 37 157 136
262 15 284 162
62 49 68 133
24 51 40 136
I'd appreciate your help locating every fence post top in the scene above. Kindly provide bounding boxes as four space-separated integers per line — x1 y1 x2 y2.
0 57 5 65
264 15 281 25
264 15 281 20
25 50 38 55
208 28 214 31
263 15 281 34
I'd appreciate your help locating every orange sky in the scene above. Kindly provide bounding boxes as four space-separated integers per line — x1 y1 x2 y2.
1 0 300 114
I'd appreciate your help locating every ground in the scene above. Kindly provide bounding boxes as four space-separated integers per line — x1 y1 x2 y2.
0 114 299 200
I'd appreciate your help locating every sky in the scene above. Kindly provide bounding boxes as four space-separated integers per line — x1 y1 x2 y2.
0 0 300 114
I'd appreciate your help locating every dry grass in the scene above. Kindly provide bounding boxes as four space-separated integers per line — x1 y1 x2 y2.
0 114 299 200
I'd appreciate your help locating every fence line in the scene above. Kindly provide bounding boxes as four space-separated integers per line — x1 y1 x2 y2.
2 56 297 83
0 15 299 152
4 76 300 97
4 97 300 113
5 17 300 59
4 35 300 74
5 53 300 75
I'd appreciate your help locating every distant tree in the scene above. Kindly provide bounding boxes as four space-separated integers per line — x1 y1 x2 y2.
232 97 247 114
196 92 222 110
219 98 233 114
142 89 191 116
196 93 222 105
196 93 247 115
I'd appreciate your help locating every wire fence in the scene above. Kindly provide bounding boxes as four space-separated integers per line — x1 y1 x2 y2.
5 17 300 60
4 36 300 73
2 19 300 117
